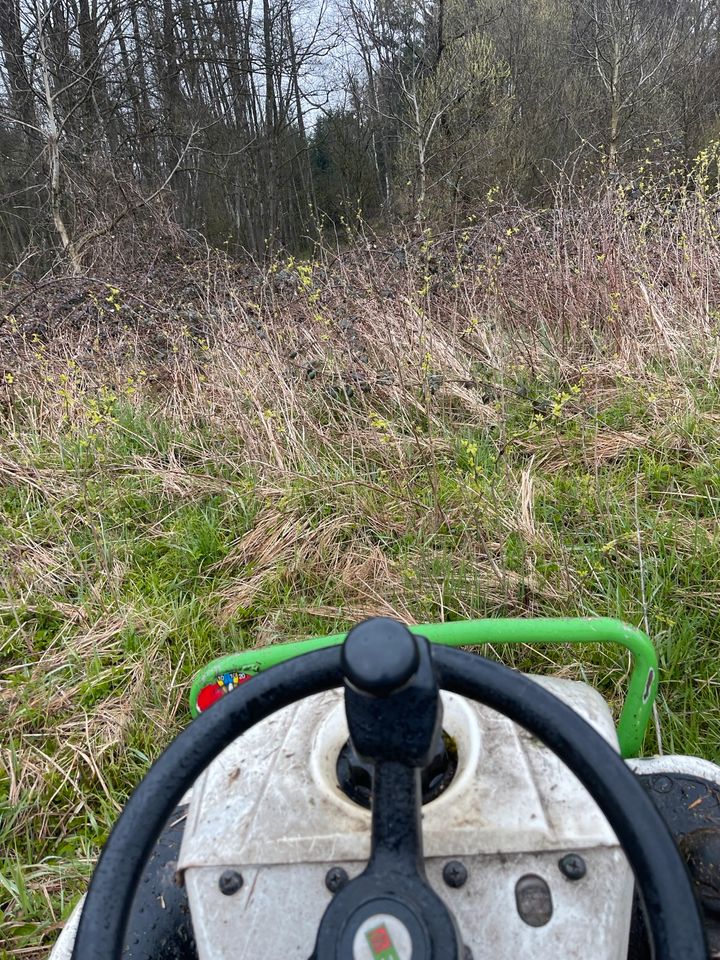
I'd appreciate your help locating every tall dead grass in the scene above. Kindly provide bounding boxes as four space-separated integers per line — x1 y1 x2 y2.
0 187 716 486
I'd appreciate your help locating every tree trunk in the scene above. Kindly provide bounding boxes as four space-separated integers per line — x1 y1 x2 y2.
0 0 39 139
263 0 278 248
37 5 80 268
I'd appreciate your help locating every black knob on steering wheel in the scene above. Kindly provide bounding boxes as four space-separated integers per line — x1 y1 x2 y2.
70 618 707 960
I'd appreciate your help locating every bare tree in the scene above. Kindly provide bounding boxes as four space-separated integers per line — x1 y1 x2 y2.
0 0 718 271
571 0 682 169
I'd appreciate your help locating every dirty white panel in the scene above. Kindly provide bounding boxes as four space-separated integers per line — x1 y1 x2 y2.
179 679 620 871
185 847 632 960
179 676 632 959
628 754 720 781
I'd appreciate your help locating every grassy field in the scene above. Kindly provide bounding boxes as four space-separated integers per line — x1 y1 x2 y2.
2 193 720 956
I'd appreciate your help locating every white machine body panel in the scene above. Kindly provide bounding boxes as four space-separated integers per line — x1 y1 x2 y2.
178 676 635 959
185 849 632 960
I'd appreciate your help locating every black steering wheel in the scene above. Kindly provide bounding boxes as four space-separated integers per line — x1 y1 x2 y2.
71 618 707 959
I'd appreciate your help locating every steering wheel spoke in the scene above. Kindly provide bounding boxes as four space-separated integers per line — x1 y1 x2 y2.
312 621 465 959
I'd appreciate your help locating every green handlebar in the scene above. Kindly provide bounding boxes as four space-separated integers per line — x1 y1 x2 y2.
189 617 658 758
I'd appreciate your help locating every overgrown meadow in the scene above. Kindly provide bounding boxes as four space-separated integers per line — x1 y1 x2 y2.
2 179 720 955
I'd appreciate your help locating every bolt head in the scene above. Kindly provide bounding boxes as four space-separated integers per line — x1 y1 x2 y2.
652 775 673 794
325 866 349 893
559 853 586 881
218 869 244 895
443 860 468 888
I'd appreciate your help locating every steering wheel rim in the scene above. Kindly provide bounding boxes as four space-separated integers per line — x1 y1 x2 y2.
70 640 706 960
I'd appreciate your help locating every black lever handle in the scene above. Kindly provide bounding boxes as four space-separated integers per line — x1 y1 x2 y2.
313 618 463 960
342 617 443 768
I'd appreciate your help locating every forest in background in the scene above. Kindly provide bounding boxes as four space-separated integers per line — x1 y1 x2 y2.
1 0 719 274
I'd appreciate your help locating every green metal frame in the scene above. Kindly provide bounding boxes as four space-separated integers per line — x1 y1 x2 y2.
189 617 658 758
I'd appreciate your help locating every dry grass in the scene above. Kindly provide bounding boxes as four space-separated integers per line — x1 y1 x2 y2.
2 186 720 957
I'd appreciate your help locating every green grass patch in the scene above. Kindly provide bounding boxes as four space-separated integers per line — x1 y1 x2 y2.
2 367 720 957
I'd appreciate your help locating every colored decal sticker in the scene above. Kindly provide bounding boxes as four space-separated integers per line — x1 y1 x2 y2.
366 924 400 960
196 683 224 713
353 914 411 960
196 671 252 713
